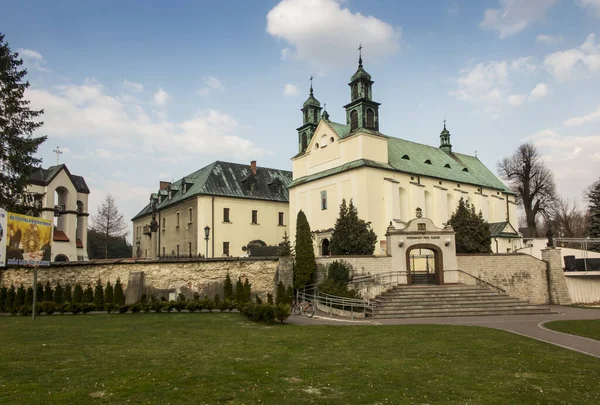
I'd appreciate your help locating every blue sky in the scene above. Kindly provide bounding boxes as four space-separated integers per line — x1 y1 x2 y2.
1 0 599 229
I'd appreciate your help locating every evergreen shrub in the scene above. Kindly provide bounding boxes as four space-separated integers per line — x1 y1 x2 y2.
41 301 58 315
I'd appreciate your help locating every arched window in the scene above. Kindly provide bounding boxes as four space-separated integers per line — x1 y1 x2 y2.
304 109 308 123
313 109 318 123
301 133 308 152
366 109 375 129
350 110 358 130
352 84 358 100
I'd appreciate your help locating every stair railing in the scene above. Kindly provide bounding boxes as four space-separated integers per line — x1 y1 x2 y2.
447 269 506 294
297 284 373 320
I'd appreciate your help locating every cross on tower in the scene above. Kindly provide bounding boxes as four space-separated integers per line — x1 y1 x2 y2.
309 75 313 95
52 146 63 165
358 44 363 66
323 102 326 110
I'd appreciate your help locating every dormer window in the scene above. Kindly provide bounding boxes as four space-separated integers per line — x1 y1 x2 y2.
168 190 172 199
424 159 432 164
182 184 187 193
444 163 451 168
402 155 410 160
462 167 469 172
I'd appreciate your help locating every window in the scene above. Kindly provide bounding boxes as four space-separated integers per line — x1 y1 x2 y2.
366 108 375 128
424 159 432 164
252 210 258 224
223 242 230 256
330 137 335 143
352 84 358 100
278 212 284 226
321 191 327 210
182 184 187 193
402 154 410 160
350 110 358 130
301 133 308 152
223 208 230 222
313 109 318 123
188 242 192 257
304 109 308 122
188 208 193 223
162 218 166 230
444 163 451 168
176 212 180 227
315 143 319 149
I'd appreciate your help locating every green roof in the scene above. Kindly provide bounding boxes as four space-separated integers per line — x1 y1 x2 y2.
489 222 520 238
132 161 293 221
289 122 512 194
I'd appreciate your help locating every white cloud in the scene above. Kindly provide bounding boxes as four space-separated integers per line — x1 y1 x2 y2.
197 76 224 96
525 129 600 201
544 33 600 81
536 34 563 45
266 0 400 70
152 88 170 106
563 105 600 126
480 0 558 39
123 80 143 93
577 0 600 17
16 48 51 72
26 80 272 162
510 57 538 74
283 84 298 96
508 94 527 106
530 83 549 100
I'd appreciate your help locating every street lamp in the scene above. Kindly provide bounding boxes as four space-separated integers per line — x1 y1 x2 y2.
204 226 210 258
136 240 141 258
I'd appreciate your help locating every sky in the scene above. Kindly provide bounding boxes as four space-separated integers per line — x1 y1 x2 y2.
1 0 599 233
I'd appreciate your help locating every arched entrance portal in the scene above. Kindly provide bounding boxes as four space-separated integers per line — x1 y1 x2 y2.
54 254 69 262
405 244 444 285
321 238 330 256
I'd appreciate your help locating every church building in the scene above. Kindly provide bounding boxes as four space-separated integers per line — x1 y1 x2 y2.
289 55 521 256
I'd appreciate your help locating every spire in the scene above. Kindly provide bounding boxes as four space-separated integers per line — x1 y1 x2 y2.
310 75 313 96
358 44 363 67
440 119 452 154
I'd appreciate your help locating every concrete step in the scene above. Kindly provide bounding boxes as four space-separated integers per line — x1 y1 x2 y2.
375 294 511 303
377 291 505 299
371 304 550 314
372 300 526 310
371 308 554 319
390 285 487 292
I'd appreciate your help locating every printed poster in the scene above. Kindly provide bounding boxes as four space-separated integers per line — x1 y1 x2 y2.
0 209 6 267
5 212 52 267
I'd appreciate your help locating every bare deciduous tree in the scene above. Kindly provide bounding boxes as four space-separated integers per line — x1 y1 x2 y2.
91 194 128 259
498 143 556 237
545 197 588 238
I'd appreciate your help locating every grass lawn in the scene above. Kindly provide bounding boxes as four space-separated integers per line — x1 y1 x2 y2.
544 319 600 341
1 314 600 404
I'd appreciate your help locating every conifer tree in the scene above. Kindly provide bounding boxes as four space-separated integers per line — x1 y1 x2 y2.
113 278 125 306
447 198 492 253
6 285 16 311
0 34 47 214
43 281 53 301
62 284 72 303
0 286 6 311
54 282 63 305
586 178 600 252
235 277 244 303
93 279 104 309
294 210 315 289
275 281 286 305
83 285 94 303
25 286 33 306
277 231 294 256
73 284 83 303
223 273 233 301
243 278 251 303
36 282 43 303
15 284 25 308
286 285 294 306
104 281 114 309
330 199 377 255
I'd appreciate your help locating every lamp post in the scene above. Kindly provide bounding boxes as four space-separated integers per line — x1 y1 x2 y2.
204 226 210 258
136 240 141 259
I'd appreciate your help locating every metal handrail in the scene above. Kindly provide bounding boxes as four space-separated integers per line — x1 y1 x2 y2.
296 284 373 320
447 269 506 294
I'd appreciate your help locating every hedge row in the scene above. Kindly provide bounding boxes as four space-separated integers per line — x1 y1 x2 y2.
240 302 291 323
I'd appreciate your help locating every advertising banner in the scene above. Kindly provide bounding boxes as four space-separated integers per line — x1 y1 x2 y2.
5 212 52 267
0 209 6 268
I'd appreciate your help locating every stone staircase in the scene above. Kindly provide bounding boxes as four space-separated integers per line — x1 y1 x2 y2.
368 284 554 319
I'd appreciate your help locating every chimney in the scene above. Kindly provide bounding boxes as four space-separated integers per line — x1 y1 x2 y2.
159 181 171 191
250 160 257 176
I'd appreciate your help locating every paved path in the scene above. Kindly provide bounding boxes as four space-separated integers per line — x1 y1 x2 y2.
287 306 600 358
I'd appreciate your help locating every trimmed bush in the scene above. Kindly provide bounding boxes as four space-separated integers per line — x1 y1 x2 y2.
62 284 72 304
81 303 95 314
130 303 141 314
235 277 244 304
94 279 104 310
223 273 233 301
73 284 83 303
25 286 33 306
0 286 7 312
213 294 220 308
19 305 32 316
255 294 263 305
104 282 114 310
240 303 283 323
68 303 82 315
275 304 291 323
54 282 63 305
105 303 115 314
150 302 163 313
36 282 43 304
15 284 25 309
43 281 53 302
267 293 274 305
175 301 186 313
118 305 129 314
5 285 16 312
58 302 68 315
41 301 58 315
114 278 125 306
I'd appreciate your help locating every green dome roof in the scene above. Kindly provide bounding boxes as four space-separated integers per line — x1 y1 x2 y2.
303 93 321 108
351 66 372 82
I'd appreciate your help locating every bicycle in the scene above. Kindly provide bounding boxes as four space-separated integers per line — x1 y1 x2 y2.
292 298 315 318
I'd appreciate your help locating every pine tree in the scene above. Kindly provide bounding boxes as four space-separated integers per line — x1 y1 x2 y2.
15 284 25 308
586 178 600 252
223 273 233 301
235 277 244 303
285 285 294 306
43 281 53 301
0 286 6 312
93 279 104 309
275 281 286 305
73 284 83 303
330 199 377 255
243 278 252 303
25 286 33 306
36 282 43 303
448 198 492 254
6 285 16 311
0 34 47 214
62 284 72 303
54 282 63 305
294 210 316 289
104 281 114 309
83 285 94 303
277 231 294 256
113 278 125 306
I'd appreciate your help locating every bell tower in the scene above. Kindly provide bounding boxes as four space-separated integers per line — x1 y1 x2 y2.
296 77 322 153
344 45 381 132
439 120 452 154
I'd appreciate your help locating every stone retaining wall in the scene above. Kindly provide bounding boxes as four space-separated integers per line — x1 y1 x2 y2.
0 257 292 302
455 253 550 304
315 256 392 282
